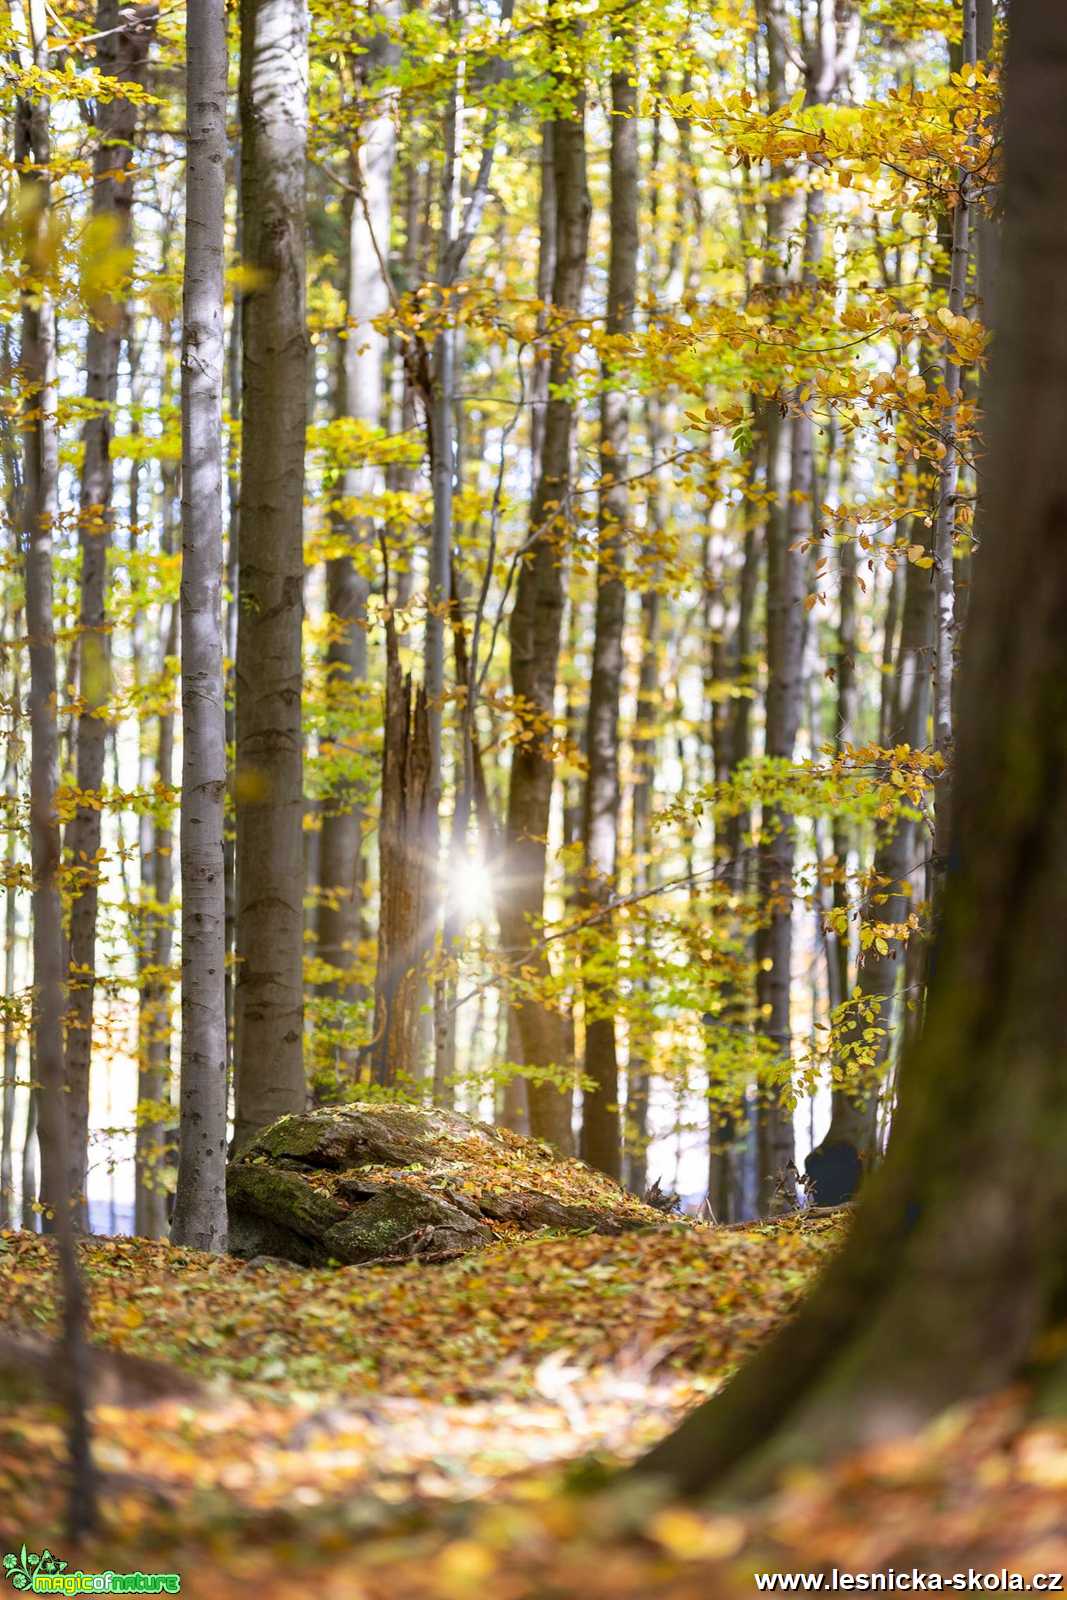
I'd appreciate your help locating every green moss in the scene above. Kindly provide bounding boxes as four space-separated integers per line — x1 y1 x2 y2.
227 1164 347 1241
322 1187 490 1265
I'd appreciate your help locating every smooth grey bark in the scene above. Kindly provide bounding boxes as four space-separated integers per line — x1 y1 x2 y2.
752 0 858 1215
234 0 309 1150
754 406 805 1213
318 20 396 1009
499 28 590 1154
822 514 934 1156
17 0 98 1530
423 0 515 1100
828 443 857 1015
495 121 556 1139
878 558 903 748
1 630 19 1227
63 0 154 1224
134 603 177 1240
495 116 555 1145
170 0 229 1251
931 0 977 907
637 0 1067 1489
626 398 665 1193
224 145 241 1084
750 0 800 1215
578 11 638 1183
425 7 461 805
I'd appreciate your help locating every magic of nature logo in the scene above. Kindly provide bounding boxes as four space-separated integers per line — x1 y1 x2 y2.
2 1548 181 1594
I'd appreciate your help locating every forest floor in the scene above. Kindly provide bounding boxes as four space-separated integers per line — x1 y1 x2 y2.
0 1212 1065 1596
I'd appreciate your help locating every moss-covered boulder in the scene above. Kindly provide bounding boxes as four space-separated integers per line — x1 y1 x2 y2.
226 1102 669 1268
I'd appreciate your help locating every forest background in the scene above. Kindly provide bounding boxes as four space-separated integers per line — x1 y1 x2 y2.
0 0 997 1242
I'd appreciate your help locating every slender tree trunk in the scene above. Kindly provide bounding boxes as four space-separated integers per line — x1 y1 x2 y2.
134 604 177 1239
170 0 229 1250
234 0 309 1149
754 406 804 1213
1 633 19 1227
21 1086 38 1231
499 18 590 1153
17 0 97 1528
818 514 934 1161
829 470 857 1013
224 146 241 1086
579 8 638 1182
626 453 663 1193
370 619 432 1088
931 0 977 909
318 35 395 1015
63 0 154 1225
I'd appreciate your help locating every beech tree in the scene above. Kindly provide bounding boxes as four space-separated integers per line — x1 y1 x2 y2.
578 4 638 1182
499 5 590 1153
317 11 396 1014
234 0 310 1150
63 0 155 1222
170 0 229 1251
15 0 98 1534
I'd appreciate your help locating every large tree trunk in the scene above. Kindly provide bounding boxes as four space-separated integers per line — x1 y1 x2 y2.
63 0 154 1225
637 0 1067 1493
578 9 638 1183
170 0 229 1251
17 0 98 1531
499 20 590 1153
234 0 309 1149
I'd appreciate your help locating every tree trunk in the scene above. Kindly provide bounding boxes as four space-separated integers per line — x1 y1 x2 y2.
17 0 98 1528
637 0 1067 1492
819 514 933 1162
369 620 433 1088
499 20 590 1153
754 406 804 1213
578 8 637 1183
234 0 309 1149
170 0 229 1251
318 36 395 1012
1 621 19 1228
134 604 177 1239
930 0 977 909
63 0 154 1225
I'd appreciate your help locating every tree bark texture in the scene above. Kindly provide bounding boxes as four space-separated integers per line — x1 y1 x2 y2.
17 0 98 1530
64 0 154 1222
499 24 590 1154
234 0 309 1149
171 0 229 1250
579 11 638 1182
369 622 433 1088
318 25 396 995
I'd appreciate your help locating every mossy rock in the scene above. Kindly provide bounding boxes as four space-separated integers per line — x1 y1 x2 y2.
227 1102 670 1268
322 1185 491 1265
226 1165 349 1266
240 1104 492 1171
